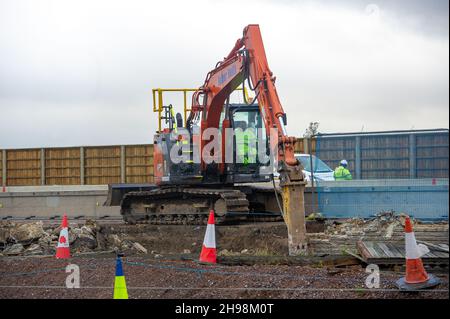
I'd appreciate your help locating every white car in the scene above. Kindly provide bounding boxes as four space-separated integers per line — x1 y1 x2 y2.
274 153 335 183
295 153 335 183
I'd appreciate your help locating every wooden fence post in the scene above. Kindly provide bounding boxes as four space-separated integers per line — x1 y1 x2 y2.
80 147 85 185
120 145 126 183
2 150 6 187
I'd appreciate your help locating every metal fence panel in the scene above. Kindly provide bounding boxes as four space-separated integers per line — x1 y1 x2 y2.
416 133 449 178
315 130 449 179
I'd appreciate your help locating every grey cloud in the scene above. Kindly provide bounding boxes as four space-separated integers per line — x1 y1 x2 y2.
0 0 448 148
262 0 449 36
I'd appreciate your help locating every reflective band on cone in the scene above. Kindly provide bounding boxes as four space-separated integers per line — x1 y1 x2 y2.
199 210 217 264
56 214 70 259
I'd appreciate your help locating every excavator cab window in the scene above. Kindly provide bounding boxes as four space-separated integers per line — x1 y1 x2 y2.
218 107 226 132
176 113 183 128
231 108 267 166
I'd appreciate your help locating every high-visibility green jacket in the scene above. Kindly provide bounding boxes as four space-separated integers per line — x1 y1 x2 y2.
236 129 257 164
334 165 352 180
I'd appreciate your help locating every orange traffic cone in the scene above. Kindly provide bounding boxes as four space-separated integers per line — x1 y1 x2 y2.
396 216 440 290
56 214 70 259
199 210 217 264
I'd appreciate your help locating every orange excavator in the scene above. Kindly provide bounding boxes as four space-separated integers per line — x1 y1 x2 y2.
107 25 307 253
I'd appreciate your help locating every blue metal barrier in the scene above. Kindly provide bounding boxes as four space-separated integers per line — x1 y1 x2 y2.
315 179 449 220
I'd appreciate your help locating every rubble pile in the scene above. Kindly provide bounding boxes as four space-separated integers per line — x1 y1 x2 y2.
0 220 149 257
0 213 447 258
324 212 407 237
307 212 449 255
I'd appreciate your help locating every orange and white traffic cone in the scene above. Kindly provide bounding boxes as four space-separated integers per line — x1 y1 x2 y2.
199 210 217 264
396 216 440 290
56 214 71 259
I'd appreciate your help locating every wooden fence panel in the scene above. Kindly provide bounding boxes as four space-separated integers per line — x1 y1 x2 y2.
0 151 3 186
84 146 121 185
125 144 154 183
6 149 41 186
45 148 81 185
294 138 316 154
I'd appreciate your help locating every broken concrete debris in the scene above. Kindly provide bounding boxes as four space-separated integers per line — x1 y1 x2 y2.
132 242 148 254
9 222 45 243
3 243 24 255
0 220 149 257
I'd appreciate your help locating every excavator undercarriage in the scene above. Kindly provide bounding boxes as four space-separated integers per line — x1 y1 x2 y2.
118 185 284 225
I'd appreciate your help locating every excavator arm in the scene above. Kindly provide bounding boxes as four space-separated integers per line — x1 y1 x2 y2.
191 24 307 254
191 24 298 169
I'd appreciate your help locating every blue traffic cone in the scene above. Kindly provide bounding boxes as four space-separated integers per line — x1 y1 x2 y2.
113 255 128 299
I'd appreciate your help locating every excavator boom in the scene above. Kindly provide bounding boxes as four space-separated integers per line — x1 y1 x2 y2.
190 25 307 254
191 25 298 169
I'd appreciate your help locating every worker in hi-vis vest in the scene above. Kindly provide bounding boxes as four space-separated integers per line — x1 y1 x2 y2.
235 122 257 165
334 159 353 180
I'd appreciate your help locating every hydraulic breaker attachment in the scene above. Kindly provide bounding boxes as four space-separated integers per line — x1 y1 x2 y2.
279 162 308 256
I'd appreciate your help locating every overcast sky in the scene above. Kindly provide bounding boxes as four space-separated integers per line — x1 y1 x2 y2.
0 0 448 148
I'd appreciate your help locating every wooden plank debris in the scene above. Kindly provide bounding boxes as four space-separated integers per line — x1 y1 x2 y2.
417 240 449 253
357 241 449 266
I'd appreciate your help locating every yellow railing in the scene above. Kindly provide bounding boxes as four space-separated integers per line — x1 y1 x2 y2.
152 87 253 132
152 88 197 132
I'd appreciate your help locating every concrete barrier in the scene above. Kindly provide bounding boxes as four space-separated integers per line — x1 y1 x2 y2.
0 185 120 219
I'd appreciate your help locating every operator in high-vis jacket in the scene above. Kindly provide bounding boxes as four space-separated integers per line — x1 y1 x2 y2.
333 159 353 180
235 122 257 165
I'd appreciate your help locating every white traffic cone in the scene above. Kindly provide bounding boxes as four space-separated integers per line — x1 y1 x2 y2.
55 214 70 259
396 216 440 290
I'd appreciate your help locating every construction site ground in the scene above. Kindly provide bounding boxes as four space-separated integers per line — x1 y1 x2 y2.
0 255 448 299
0 216 448 299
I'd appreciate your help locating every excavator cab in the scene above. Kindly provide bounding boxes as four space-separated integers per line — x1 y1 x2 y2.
153 101 273 186
223 104 272 184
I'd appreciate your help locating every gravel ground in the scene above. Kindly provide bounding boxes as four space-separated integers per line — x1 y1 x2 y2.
0 255 447 299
